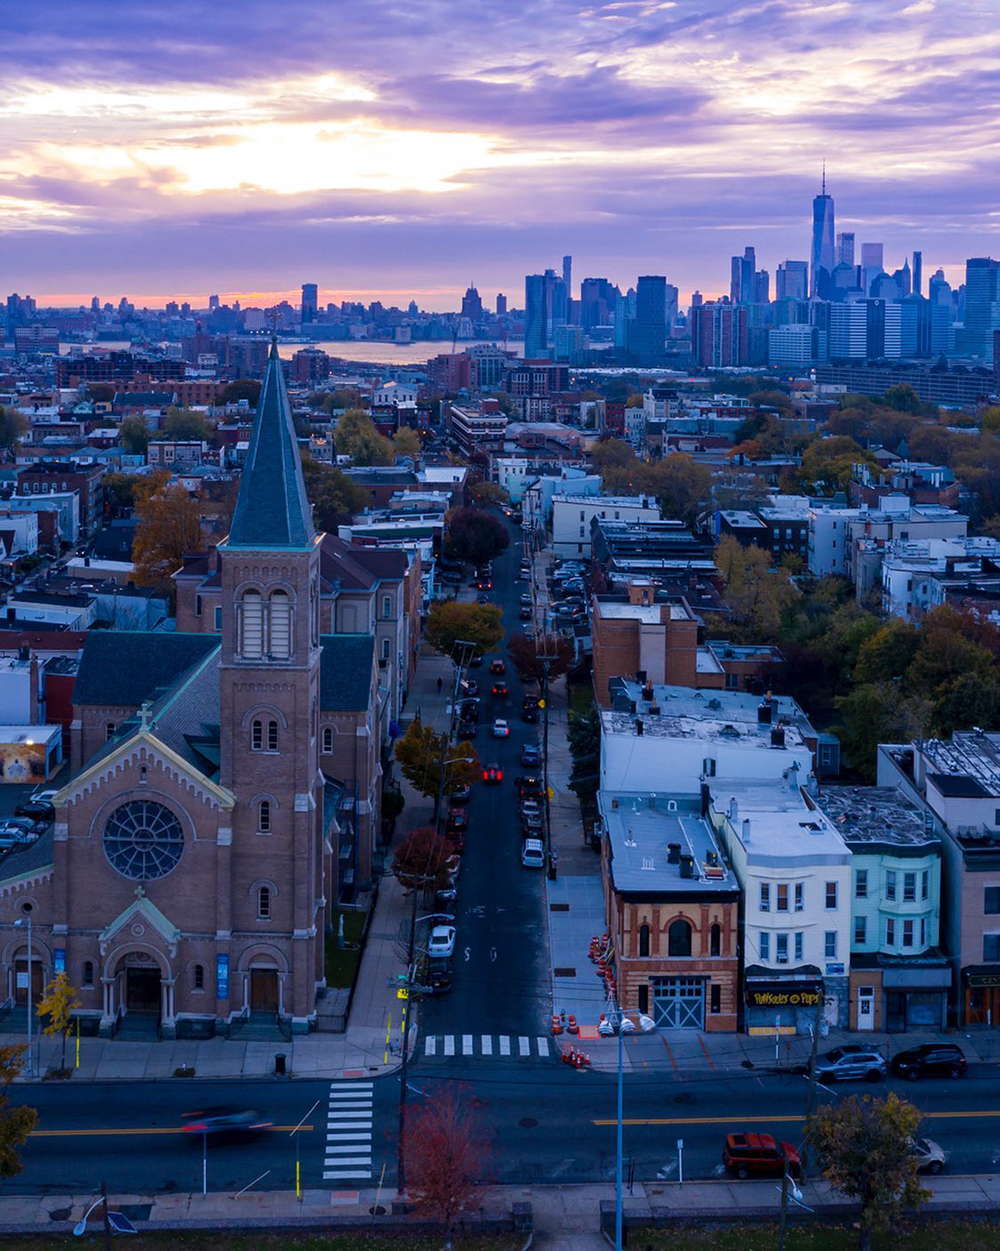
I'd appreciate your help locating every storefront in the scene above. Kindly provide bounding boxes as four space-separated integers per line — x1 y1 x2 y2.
964 968 1000 1026
744 973 824 1035
849 960 951 1032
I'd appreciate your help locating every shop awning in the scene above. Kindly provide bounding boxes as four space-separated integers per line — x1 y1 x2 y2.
882 967 951 990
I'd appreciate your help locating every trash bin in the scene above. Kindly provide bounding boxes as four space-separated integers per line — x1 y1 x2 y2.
275 1053 286 1076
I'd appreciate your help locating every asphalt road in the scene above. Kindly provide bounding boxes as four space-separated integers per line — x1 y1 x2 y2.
9 1064 1000 1195
419 516 551 1040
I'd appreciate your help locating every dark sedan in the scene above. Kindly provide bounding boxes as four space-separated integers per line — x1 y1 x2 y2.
891 1044 966 1081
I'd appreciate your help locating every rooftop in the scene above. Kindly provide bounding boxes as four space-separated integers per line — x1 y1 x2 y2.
714 778 851 862
921 730 1000 797
814 785 938 851
610 680 814 736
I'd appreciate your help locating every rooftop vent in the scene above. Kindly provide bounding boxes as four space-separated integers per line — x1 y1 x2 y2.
667 842 681 864
636 719 644 737
771 725 786 747
679 853 696 879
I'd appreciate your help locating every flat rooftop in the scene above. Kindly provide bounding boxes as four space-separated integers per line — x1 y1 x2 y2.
814 785 938 850
716 779 851 862
610 681 813 733
921 730 1000 796
599 792 737 895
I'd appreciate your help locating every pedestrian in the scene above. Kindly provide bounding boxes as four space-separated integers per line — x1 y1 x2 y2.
436 676 443 695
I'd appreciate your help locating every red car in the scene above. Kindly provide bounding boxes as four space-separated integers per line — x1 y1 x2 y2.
723 1133 800 1179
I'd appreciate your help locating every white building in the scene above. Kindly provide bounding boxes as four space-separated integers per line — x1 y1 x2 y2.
880 536 1000 619
769 325 825 366
552 493 660 558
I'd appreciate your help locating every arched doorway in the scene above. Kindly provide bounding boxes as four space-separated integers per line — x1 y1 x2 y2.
115 952 162 1034
250 963 279 1013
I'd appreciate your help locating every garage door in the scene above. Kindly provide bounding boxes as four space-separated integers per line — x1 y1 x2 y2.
652 977 705 1028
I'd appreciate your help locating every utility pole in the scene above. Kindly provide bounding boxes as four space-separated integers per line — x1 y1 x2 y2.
798 982 824 1185
778 1168 789 1251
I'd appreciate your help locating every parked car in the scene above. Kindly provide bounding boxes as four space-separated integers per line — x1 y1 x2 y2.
492 719 510 738
491 681 509 698
460 679 479 698
483 762 503 784
446 807 468 833
521 744 543 767
428 925 456 957
722 1133 800 1180
519 607 533 621
520 798 542 818
15 798 54 822
459 697 480 721
424 962 453 995
467 653 483 668
474 578 492 591
521 838 545 868
519 593 532 606
449 784 471 806
911 1136 947 1174
815 1046 886 1084
490 659 506 675
891 1044 966 1081
516 774 543 796
457 719 478 740
521 814 543 836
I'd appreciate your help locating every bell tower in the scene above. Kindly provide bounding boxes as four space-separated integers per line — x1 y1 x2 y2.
217 339 325 1029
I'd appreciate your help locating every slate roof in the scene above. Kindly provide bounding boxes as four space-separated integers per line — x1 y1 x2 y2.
227 339 315 549
74 632 219 708
320 634 374 711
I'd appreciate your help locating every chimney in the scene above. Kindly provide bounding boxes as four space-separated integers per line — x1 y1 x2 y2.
757 700 773 725
728 796 738 822
788 759 801 791
667 842 681 864
636 719 644 737
771 724 786 747
700 782 710 817
679 853 695 879
742 818 751 843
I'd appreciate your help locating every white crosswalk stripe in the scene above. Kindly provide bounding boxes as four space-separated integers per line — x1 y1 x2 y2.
323 1080 375 1183
421 1033 553 1060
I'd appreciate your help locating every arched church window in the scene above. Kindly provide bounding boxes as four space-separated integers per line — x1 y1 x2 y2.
105 722 116 741
258 800 271 833
193 964 205 991
240 590 264 658
638 923 651 957
269 590 291 659
258 886 271 920
82 961 94 987
251 720 263 752
668 918 692 958
267 721 279 752
103 799 184 880
322 726 333 754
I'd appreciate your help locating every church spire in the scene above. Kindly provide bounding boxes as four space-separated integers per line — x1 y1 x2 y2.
226 339 315 549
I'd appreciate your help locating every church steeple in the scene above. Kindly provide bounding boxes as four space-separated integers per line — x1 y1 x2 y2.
226 339 315 549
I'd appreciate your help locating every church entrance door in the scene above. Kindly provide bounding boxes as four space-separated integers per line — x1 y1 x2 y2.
250 969 279 1013
126 967 161 1015
14 960 43 1007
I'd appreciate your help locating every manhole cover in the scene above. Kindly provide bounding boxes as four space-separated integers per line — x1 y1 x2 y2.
673 1092 695 1106
519 1117 539 1129
554 967 576 977
369 1205 387 1216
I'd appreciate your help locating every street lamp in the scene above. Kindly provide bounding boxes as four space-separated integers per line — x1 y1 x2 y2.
14 913 33 1078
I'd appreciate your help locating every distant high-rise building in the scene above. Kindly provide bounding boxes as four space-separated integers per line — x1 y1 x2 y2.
90 295 100 313
665 284 679 328
861 243 884 295
562 255 572 298
753 270 770 303
301 282 318 324
627 275 667 364
963 257 1000 359
548 269 568 330
407 299 419 316
461 285 483 321
776 260 809 301
580 277 617 331
614 287 636 350
810 171 836 297
690 291 703 308
730 247 756 303
691 301 747 367
496 293 507 316
912 251 923 297
836 232 855 267
524 274 550 359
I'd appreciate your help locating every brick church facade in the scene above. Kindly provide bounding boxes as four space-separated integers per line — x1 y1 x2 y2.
0 343 373 1037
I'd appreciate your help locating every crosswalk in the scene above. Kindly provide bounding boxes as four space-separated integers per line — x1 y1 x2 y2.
423 1033 552 1060
323 1080 375 1182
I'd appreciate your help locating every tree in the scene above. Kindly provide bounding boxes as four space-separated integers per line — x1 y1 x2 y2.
590 438 635 472
424 602 504 660
980 406 1000 434
104 470 168 515
404 1087 489 1250
507 633 576 684
805 1092 931 1251
882 383 926 414
394 720 479 811
132 482 204 593
714 535 797 639
37 972 79 1073
835 682 932 781
445 508 509 565
651 454 712 527
393 426 423 458
118 414 150 455
568 705 601 818
748 389 793 415
798 436 877 494
300 455 368 531
0 406 28 454
0 1046 36 1178
334 409 394 465
220 378 261 406
468 482 508 508
163 406 212 443
853 619 920 684
392 825 456 894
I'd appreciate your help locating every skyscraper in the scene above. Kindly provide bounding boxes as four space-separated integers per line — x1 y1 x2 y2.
963 257 1000 359
300 283 318 324
496 293 507 317
836 232 855 267
627 275 667 364
562 255 572 298
810 171 835 298
524 274 550 359
912 251 923 297
776 261 808 301
730 247 756 303
461 285 483 321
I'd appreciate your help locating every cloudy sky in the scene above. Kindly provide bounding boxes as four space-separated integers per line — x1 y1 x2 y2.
2 0 997 310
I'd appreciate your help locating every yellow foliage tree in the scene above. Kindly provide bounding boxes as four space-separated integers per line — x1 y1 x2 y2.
132 482 204 594
37 971 79 1073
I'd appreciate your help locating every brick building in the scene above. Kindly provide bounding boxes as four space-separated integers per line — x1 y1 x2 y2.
16 459 105 539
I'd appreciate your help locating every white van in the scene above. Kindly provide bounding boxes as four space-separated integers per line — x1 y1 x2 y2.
521 838 545 869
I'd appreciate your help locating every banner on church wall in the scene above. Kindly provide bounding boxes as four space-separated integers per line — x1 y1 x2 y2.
216 954 229 1000
54 948 65 974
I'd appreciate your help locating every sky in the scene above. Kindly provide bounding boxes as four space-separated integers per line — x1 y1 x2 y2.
2 0 998 311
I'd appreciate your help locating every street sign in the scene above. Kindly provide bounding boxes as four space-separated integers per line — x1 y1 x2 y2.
547 786 555 801
537 699 546 709
397 987 409 1000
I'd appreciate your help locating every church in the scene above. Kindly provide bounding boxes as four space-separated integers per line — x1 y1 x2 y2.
0 343 379 1037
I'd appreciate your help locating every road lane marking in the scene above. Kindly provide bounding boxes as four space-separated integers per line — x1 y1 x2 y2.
324 1156 371 1165
518 1036 530 1056
325 1121 372 1129
326 1143 373 1152
326 1101 372 1108
697 1036 716 1070
482 1035 493 1055
425 1036 437 1056
463 1034 473 1055
499 1036 511 1056
29 1125 314 1138
324 1170 370 1180
661 1038 679 1073
592 1109 1000 1128
330 1082 373 1091
444 1036 455 1056
536 1036 549 1056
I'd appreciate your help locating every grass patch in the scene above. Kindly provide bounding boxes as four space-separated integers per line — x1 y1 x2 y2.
325 907 368 988
635 1223 1000 1251
568 681 595 716
1 1234 521 1250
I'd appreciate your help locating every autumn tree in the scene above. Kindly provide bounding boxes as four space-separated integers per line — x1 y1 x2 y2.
798 436 877 494
220 378 261 406
392 426 423 459
0 1046 37 1178
424 602 504 660
104 470 168 515
469 482 508 508
394 720 479 812
805 1092 930 1251
444 508 509 565
714 534 797 639
404 1087 489 1249
651 453 712 527
0 406 28 455
163 406 213 443
300 455 368 531
118 414 150 456
508 633 576 684
392 825 455 894
590 438 635 472
334 409 394 465
132 482 203 594
37 971 79 1074
835 682 932 782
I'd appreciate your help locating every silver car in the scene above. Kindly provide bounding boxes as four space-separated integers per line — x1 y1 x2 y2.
814 1045 886 1083
911 1136 946 1174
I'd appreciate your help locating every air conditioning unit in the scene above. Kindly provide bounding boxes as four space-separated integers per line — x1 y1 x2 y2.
776 956 789 965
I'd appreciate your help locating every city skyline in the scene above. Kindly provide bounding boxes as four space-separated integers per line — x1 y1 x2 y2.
2 0 996 308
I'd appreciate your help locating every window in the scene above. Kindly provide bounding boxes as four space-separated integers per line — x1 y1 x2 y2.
759 932 770 961
667 919 692 957
322 726 333 754
258 886 271 920
269 591 291 659
794 932 803 961
105 722 116 741
825 881 837 910
886 917 895 946
638 984 649 1014
710 983 721 1014
776 883 788 913
214 605 222 631
382 637 391 661
920 917 927 946
725 674 740 690
776 933 788 963
82 960 94 987
903 872 916 903
921 870 929 901
193 964 205 991
759 882 770 912
267 721 278 752
986 887 1000 915
886 870 896 901
195 594 202 618
794 882 804 912
258 800 271 833
710 923 721 957
251 720 263 752
824 931 837 959
902 919 914 948
240 590 264 658
382 595 391 619
638 924 650 957
854 916 867 945
855 869 868 899
985 934 1000 961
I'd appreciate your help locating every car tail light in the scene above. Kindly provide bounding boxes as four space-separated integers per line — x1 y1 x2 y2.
497 770 503 780
182 1123 207 1133
482 770 488 781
